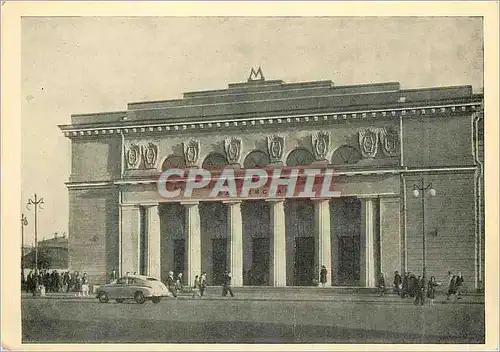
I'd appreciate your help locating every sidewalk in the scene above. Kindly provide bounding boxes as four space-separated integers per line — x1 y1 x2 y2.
21 289 484 304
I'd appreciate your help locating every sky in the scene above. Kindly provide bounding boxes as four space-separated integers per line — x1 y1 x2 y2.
21 16 483 246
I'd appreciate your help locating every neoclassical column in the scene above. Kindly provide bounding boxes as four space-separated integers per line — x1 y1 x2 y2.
268 200 287 287
120 205 141 276
360 198 377 287
313 198 332 286
146 204 161 279
183 201 201 287
224 201 243 287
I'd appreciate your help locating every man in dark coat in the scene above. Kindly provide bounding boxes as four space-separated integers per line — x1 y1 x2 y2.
414 276 426 305
393 271 402 296
320 266 328 288
409 273 417 297
222 271 234 297
401 272 409 298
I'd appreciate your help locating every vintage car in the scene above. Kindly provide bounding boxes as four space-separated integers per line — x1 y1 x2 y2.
96 275 170 304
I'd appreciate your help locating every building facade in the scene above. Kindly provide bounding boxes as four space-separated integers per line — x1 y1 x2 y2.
59 72 484 290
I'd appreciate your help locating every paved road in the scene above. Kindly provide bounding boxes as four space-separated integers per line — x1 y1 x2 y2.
22 295 484 344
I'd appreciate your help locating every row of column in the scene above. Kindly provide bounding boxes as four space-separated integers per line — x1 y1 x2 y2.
120 198 377 287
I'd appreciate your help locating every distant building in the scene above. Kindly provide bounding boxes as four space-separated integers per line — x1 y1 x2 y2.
22 234 69 269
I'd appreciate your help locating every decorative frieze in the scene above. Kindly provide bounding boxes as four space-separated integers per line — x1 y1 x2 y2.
267 135 285 163
224 136 242 164
183 139 200 167
358 127 400 158
358 128 379 158
312 131 330 161
124 142 159 170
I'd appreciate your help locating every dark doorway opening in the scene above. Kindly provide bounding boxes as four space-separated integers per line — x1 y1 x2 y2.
339 236 361 285
294 237 315 286
212 238 227 285
249 238 270 285
173 239 185 278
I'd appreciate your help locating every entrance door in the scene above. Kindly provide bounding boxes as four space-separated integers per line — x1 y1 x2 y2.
173 239 185 278
294 237 315 286
251 238 270 285
212 238 227 285
339 236 360 285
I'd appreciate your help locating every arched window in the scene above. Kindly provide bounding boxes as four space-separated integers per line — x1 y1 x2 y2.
286 148 315 166
331 146 362 165
243 150 270 168
202 153 228 170
161 155 186 171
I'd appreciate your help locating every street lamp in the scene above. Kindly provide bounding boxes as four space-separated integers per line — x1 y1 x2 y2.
27 194 44 271
412 177 436 278
21 213 28 272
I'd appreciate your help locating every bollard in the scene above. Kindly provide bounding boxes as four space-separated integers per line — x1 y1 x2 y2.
40 285 46 297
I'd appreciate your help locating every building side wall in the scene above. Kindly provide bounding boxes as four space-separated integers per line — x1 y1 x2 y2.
405 173 476 288
70 138 121 182
402 114 474 167
379 197 402 278
68 187 119 284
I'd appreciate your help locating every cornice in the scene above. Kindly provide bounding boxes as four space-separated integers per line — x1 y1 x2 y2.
60 101 482 138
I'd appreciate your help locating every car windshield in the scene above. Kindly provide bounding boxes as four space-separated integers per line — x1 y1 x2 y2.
147 278 158 281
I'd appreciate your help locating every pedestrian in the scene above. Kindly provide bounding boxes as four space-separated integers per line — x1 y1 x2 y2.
81 273 90 297
446 271 457 301
455 272 464 299
377 273 386 296
427 276 439 305
109 269 117 283
409 273 417 297
74 271 82 297
177 273 184 292
393 271 402 296
414 275 425 305
200 272 207 297
166 271 177 297
222 271 234 297
320 265 328 288
401 272 409 298
63 271 71 293
192 275 202 299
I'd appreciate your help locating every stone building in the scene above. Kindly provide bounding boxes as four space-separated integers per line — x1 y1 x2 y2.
59 70 484 290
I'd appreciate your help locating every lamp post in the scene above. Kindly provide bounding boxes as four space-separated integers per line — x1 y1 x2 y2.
27 194 44 271
21 213 28 272
412 178 436 278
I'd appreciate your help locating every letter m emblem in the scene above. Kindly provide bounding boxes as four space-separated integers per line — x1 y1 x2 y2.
248 67 265 81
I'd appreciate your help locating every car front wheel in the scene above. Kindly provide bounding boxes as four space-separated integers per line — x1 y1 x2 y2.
152 297 161 303
98 292 109 303
134 291 146 304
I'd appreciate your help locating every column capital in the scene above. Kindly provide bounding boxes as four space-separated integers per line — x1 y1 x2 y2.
310 197 331 202
180 201 199 206
222 200 242 205
265 198 285 203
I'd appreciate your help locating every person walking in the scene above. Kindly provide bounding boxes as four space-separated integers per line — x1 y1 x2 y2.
377 273 386 297
401 272 409 298
192 275 202 299
166 271 177 297
319 266 328 288
427 276 439 305
81 273 90 297
200 272 207 297
414 275 425 305
176 273 184 292
393 271 402 296
222 271 234 297
446 271 457 301
455 272 464 299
